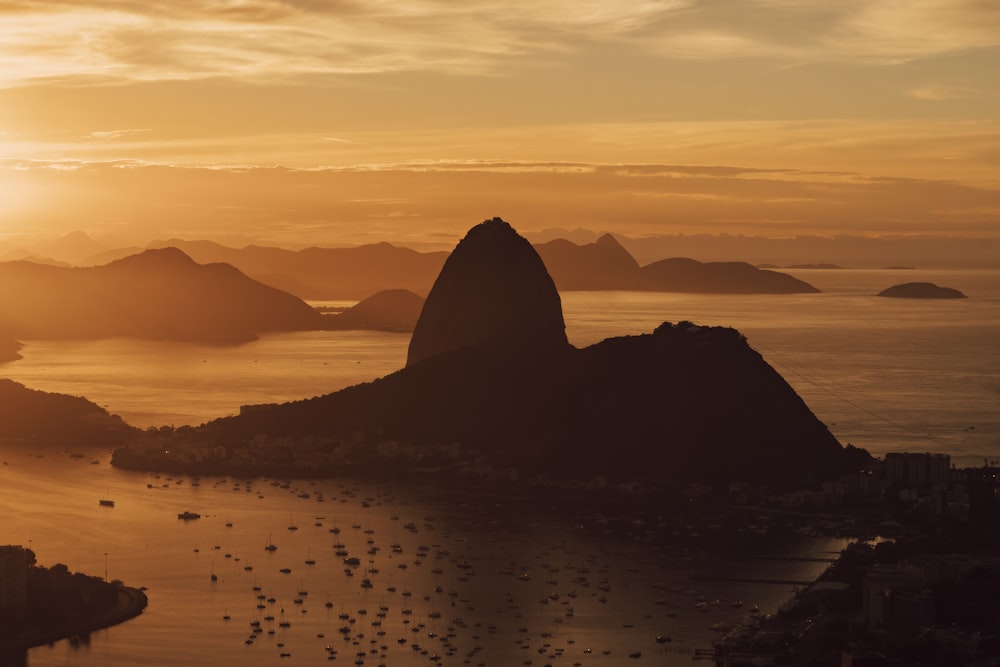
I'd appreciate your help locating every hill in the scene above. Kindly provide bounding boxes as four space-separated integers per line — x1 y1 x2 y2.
147 239 448 301
323 289 425 333
639 257 819 293
537 235 817 293
113 218 859 489
0 380 136 446
0 248 324 344
877 282 967 299
121 235 818 299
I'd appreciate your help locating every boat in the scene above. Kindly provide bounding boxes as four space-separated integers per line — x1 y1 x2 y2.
99 499 115 507
178 511 201 520
265 533 277 552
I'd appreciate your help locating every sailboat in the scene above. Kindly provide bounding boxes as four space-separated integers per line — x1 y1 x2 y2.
264 533 277 552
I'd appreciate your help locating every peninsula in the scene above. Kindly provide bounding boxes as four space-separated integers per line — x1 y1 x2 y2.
0 545 147 657
112 218 862 489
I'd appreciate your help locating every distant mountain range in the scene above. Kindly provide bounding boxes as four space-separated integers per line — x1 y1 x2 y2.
28 233 815 300
0 232 819 350
0 247 323 344
113 219 864 488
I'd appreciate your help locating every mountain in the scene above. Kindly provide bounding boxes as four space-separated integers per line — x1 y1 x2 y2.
131 234 817 299
639 258 819 293
407 218 568 367
147 239 448 300
530 234 818 293
877 282 967 299
534 234 640 290
114 218 860 489
0 379 136 446
0 248 324 344
323 289 425 333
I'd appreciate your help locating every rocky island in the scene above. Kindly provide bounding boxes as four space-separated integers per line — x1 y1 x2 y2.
112 218 864 490
877 282 967 299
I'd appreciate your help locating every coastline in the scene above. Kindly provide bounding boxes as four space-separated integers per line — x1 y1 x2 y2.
0 585 147 656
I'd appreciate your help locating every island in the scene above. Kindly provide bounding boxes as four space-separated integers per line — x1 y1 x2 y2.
876 282 967 299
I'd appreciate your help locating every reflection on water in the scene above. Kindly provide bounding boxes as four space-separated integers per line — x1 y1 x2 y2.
2 272 999 467
2 450 843 667
3 271 996 664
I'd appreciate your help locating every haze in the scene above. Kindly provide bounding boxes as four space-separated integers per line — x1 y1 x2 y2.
1 1 999 249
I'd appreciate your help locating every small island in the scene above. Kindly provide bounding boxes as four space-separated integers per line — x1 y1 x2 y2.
0 545 147 657
877 282 967 299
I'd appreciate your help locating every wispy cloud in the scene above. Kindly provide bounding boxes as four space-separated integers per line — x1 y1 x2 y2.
85 128 152 140
0 1 688 87
3 1 998 88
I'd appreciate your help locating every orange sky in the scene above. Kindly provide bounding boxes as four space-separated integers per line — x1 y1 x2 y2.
1 1 999 248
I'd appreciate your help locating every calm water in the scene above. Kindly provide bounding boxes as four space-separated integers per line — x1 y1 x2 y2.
1 268 998 665
4 269 999 464
2 449 841 667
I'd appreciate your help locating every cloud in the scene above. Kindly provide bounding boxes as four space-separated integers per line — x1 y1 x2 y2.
85 128 152 140
833 0 1000 63
2 1 998 88
0 1 690 87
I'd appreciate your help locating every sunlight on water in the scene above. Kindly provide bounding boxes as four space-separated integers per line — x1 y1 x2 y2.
1 269 998 461
0 269 997 666
1 450 845 667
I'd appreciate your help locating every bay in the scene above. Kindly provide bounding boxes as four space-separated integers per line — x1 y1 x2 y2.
1 267 998 665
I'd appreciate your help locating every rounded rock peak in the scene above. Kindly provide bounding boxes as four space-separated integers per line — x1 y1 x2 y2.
406 217 568 367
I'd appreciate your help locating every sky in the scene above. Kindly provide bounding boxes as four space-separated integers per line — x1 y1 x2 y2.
1 0 999 249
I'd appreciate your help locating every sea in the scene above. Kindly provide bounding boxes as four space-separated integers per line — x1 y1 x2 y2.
1 268 998 666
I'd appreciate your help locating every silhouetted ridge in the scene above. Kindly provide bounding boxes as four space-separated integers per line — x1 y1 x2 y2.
877 282 967 299
0 248 323 343
115 218 863 489
639 258 819 293
406 217 568 367
0 379 136 445
535 233 640 290
324 289 425 333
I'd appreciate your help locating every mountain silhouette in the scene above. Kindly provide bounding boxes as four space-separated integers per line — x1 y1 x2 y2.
0 248 324 344
877 282 967 299
639 257 819 293
324 289 425 333
79 235 820 300
146 239 448 300
407 218 568 367
534 234 641 290
123 218 859 488
0 379 136 445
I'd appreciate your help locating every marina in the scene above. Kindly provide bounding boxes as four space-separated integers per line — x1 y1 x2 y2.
1 448 842 667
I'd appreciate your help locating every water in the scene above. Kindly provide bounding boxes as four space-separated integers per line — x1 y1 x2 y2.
1 268 998 665
1 450 841 666
3 269 998 464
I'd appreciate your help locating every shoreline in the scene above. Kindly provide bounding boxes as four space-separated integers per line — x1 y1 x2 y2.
0 585 147 656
